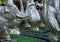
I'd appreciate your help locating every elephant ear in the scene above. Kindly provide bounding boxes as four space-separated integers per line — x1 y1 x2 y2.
28 4 41 22
47 5 60 31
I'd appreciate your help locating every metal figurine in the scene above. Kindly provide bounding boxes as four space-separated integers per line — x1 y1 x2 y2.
43 0 60 41
0 0 60 42
0 0 11 40
0 0 28 41
26 0 41 31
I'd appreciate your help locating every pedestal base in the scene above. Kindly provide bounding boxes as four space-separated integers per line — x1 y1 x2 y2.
0 39 17 42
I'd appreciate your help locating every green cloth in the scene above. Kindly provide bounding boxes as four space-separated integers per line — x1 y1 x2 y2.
0 0 2 5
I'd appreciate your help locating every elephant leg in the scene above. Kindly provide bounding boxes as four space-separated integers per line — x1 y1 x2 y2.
1 25 11 40
49 29 58 41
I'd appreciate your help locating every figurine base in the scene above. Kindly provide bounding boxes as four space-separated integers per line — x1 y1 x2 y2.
0 39 17 42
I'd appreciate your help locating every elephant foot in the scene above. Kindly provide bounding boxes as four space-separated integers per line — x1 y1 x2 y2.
49 34 58 42
53 35 58 41
32 27 39 31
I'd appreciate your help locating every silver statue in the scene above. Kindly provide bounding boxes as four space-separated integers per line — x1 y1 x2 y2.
0 0 28 40
43 0 60 41
26 0 41 31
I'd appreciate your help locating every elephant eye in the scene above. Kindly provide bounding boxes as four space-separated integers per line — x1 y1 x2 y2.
17 19 20 21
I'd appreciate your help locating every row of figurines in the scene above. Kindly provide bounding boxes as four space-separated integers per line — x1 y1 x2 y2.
0 0 60 42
